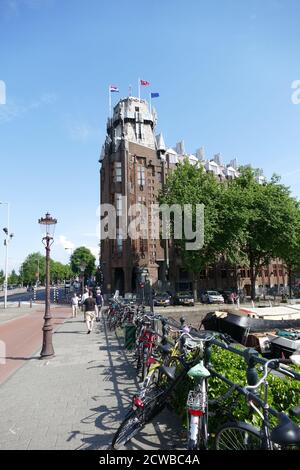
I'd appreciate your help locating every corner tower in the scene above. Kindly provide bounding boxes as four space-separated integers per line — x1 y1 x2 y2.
100 97 165 296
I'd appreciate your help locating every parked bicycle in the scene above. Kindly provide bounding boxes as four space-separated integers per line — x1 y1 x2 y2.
111 329 219 449
211 356 300 450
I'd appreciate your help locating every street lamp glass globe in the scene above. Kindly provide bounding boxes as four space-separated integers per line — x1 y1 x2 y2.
38 212 57 238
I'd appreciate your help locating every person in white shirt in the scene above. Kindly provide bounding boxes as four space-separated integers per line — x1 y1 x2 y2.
71 293 79 318
80 287 90 321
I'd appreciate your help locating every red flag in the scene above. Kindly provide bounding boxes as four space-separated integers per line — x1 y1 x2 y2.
140 79 150 86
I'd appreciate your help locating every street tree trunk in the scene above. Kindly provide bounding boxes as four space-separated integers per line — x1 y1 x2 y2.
192 273 198 301
288 267 293 299
250 260 257 301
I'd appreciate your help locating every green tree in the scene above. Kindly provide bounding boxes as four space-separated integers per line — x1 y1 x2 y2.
19 252 46 285
70 247 96 279
8 269 19 285
50 261 74 283
0 269 5 286
224 168 300 299
159 160 224 298
276 203 300 297
160 162 300 301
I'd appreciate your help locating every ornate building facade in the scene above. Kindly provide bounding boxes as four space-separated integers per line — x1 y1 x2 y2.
99 96 288 297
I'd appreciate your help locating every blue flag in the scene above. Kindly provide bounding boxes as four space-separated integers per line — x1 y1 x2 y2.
151 92 159 98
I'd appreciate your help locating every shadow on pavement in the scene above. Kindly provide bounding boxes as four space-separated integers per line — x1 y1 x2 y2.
74 312 185 450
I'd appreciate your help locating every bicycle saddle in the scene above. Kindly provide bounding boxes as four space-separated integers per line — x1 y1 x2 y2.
159 365 176 381
188 362 210 379
158 343 172 354
270 413 300 446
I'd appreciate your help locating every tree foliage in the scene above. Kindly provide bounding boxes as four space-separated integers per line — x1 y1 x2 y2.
8 269 19 285
225 168 300 298
20 252 45 285
19 252 73 284
70 246 96 277
160 162 300 299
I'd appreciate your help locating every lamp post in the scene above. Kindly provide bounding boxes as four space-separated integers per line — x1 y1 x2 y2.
79 262 86 295
65 247 73 257
0 202 13 309
38 212 57 359
35 258 40 286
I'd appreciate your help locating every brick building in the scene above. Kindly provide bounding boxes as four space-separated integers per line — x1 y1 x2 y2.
99 96 288 297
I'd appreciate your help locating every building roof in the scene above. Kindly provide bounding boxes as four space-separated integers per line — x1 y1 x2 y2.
156 133 166 151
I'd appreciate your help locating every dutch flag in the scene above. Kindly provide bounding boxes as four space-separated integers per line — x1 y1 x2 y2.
109 85 119 92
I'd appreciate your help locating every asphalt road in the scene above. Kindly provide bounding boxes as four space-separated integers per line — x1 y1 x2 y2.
0 287 67 304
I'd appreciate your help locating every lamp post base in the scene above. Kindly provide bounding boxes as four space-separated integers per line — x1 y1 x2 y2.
40 352 55 360
40 338 54 359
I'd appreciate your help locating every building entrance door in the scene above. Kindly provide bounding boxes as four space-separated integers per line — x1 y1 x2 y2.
114 268 125 296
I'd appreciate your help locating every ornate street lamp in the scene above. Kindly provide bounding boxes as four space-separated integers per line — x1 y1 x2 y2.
38 212 57 359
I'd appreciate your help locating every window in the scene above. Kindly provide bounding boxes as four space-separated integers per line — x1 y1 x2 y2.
240 269 246 278
116 228 123 254
140 238 147 254
115 193 122 216
138 164 145 186
114 162 122 182
209 269 214 279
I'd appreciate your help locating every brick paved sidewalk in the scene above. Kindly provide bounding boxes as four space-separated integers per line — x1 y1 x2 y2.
0 312 184 450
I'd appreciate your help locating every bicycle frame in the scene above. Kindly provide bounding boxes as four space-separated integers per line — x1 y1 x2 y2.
210 363 296 449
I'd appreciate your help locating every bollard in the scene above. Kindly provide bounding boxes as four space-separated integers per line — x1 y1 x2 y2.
18 300 21 308
30 299 32 308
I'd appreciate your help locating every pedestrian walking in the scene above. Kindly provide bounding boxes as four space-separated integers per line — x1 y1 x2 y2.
80 287 90 321
83 291 96 334
71 292 79 318
95 288 104 322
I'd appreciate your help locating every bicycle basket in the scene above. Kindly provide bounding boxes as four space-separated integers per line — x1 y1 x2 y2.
184 337 204 353
187 389 207 412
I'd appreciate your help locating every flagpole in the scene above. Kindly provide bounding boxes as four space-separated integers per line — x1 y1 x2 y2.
138 77 140 101
109 85 111 119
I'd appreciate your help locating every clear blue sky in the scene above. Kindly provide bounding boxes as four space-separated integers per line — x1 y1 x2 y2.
1 0 300 273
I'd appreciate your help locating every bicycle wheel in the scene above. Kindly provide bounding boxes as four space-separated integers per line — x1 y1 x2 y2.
187 380 208 450
112 389 165 449
214 422 263 450
111 409 143 449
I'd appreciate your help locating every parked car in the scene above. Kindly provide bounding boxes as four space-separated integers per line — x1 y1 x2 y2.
219 289 236 304
153 292 171 307
201 290 224 304
173 291 195 306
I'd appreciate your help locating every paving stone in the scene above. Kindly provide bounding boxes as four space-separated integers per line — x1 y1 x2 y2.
0 315 185 449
